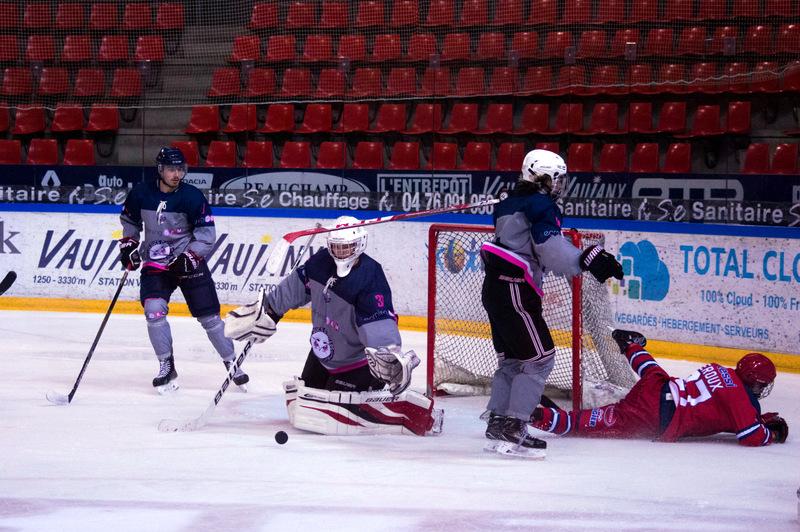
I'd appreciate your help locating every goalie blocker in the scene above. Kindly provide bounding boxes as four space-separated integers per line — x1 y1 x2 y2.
283 379 443 437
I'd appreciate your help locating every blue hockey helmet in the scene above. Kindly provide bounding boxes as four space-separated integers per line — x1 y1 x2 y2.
156 147 186 167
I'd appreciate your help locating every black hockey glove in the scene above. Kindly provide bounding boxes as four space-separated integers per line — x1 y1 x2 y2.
118 237 141 271
168 250 202 275
762 412 788 443
611 329 647 352
580 245 624 283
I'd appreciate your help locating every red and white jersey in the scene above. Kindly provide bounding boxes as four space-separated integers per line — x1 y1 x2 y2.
660 363 772 446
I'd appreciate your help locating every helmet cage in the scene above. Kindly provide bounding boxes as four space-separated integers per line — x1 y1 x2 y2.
327 217 367 277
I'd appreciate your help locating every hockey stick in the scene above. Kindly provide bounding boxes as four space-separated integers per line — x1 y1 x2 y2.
0 271 16 295
46 269 129 405
265 197 501 275
157 287 268 432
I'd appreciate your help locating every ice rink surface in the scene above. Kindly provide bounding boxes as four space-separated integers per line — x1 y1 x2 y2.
1 310 798 532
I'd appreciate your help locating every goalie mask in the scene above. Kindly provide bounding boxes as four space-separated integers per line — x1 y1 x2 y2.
327 216 367 277
520 149 568 198
735 352 776 399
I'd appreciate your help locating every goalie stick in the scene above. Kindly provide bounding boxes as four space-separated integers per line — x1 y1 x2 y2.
0 271 16 295
46 269 129 405
265 197 501 275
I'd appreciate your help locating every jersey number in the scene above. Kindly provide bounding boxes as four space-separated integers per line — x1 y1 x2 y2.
678 371 712 407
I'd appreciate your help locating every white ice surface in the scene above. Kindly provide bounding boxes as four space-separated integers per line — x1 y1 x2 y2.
0 310 798 532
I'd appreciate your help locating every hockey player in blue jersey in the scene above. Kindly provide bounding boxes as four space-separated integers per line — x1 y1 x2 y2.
225 216 443 436
118 147 248 393
480 149 624 457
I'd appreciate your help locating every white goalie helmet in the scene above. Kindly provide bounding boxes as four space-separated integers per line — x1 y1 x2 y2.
327 216 368 277
520 149 568 198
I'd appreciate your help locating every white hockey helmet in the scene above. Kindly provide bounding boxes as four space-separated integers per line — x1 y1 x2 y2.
327 216 368 277
520 149 568 198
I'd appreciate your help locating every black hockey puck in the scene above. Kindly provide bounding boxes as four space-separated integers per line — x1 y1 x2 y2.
274 430 288 445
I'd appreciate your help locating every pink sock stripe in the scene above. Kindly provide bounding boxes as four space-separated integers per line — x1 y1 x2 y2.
143 262 168 270
480 242 543 296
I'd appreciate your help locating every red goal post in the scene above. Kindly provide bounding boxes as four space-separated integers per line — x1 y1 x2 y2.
426 223 636 411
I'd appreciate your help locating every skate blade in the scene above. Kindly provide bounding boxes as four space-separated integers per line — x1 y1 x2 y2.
484 441 547 460
46 391 70 405
235 383 248 393
156 381 180 395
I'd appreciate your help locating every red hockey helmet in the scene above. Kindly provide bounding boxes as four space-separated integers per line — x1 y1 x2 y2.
735 353 776 399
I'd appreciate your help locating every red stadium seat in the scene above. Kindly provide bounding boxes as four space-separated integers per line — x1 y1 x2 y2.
458 0 488 26
37 67 69 96
658 101 687 133
352 141 385 169
86 105 119 132
521 66 552 94
0 35 18 62
567 143 594 172
0 3 18 28
492 0 522 26
338 35 367 62
454 67 484 96
665 0 695 20
286 1 316 28
427 142 458 170
750 61 781 93
302 35 333 62
12 106 45 134
727 101 751 134
688 62 721 94
320 1 349 28
390 0 418 27
627 102 655 133
316 141 347 169
766 0 794 16
630 0 658 21
297 103 333 133
459 142 491 170
476 103 513 134
243 68 275 97
772 143 799 174
419 67 451 96
678 104 723 137
514 103 549 134
170 141 200 166
0 139 21 163
0 102 9 132
110 68 142 97
577 30 607 59
62 35 92 63
386 68 416 96
676 26 707 56
541 31 573 59
642 28 674 57
265 35 296 62
98 35 129 62
24 1 51 29
249 2 278 29
223 104 257 133
535 142 560 153
697 0 726 20
185 106 220 135
776 24 800 54
26 35 55 62
586 65 625 96
337 103 370 133
488 67 517 95
205 141 237 167
372 103 407 133
370 34 402 62
230 36 261 62
388 142 420 169
630 143 660 173
50 104 84 132
658 63 688 94
355 0 384 27
662 143 691 173
404 103 443 133
279 68 312 97
315 68 346 98
122 2 151 31
742 25 773 55
441 33 471 62
242 141 273 168
156 3 184 30
564 0 591 23
709 26 738 55
578 102 623 135
741 143 770 174
259 104 295 133
476 33 506 61
510 32 538 59
595 0 624 22
405 33 438 62
550 65 588 96
63 139 95 165
89 3 118 31
609 28 639 58
528 0 556 24
440 102 479 133
597 144 627 172
279 141 312 168
27 138 58 164
424 0 454 26
74 68 106 97
495 142 525 171
349 68 381 97
733 0 759 17
134 35 164 62
724 62 751 93
550 103 583 134
208 68 241 98
2 68 32 96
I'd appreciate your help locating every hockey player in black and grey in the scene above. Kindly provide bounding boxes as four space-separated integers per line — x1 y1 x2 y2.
118 147 248 393
224 216 442 436
480 149 624 457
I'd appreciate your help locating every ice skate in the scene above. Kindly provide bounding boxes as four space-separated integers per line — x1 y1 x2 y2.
224 359 249 392
153 355 179 394
428 408 444 435
484 417 547 459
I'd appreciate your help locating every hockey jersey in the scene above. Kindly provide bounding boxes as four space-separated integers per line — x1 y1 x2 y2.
266 249 401 373
120 179 215 269
661 363 772 446
481 189 581 292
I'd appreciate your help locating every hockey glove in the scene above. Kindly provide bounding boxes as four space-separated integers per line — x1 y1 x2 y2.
611 329 647 352
224 299 278 343
762 412 788 443
580 245 624 283
168 250 202 276
365 346 420 395
118 237 141 271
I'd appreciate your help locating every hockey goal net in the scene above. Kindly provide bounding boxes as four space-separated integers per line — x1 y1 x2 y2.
426 223 636 410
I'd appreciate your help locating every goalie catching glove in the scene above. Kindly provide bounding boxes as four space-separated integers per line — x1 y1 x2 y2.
365 346 420 395
762 412 788 444
224 298 277 343
580 245 624 283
